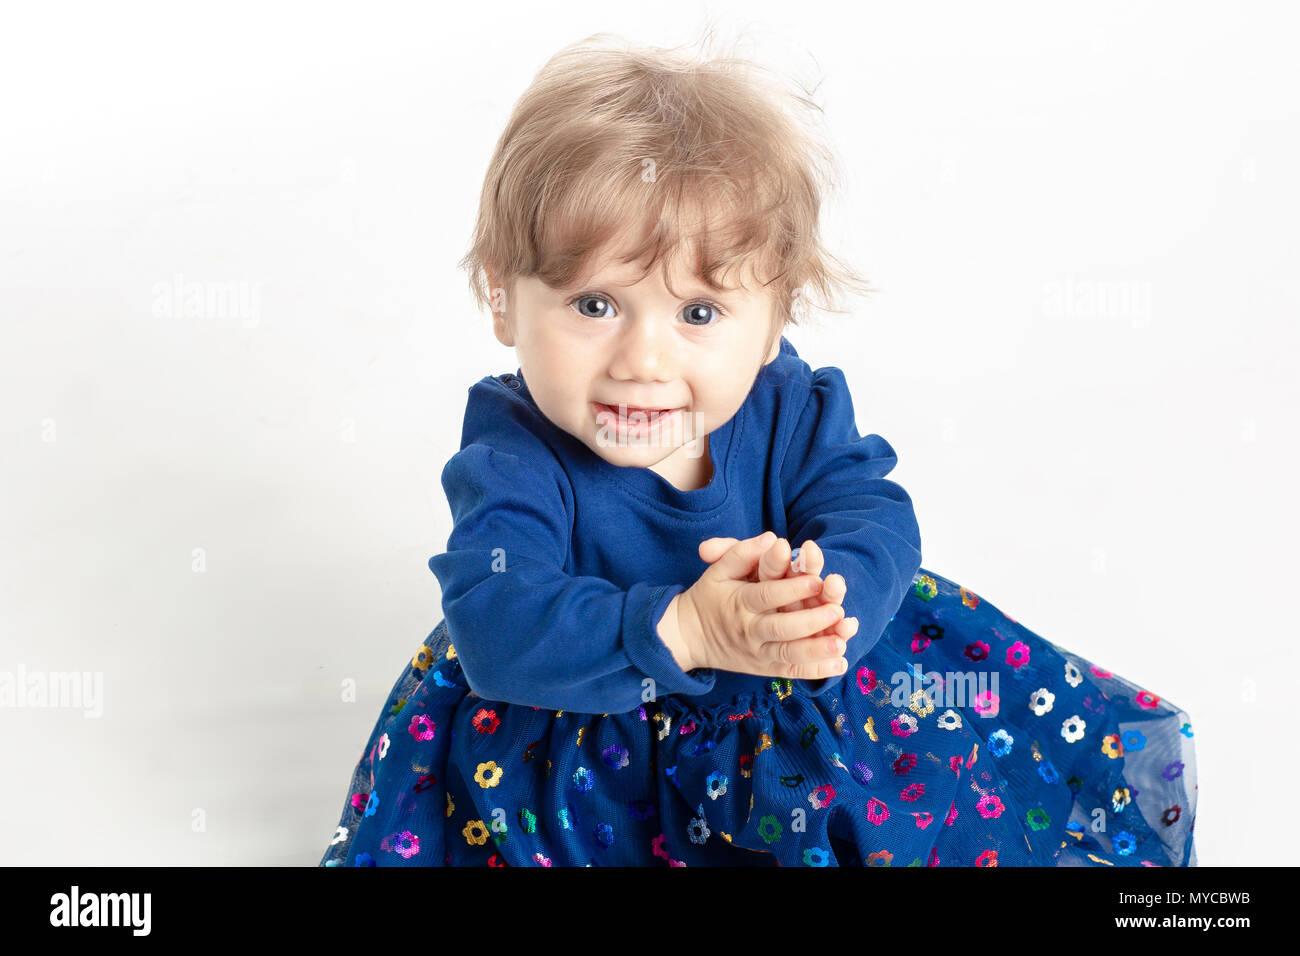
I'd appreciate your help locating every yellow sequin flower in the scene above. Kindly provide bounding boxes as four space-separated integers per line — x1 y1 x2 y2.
463 820 489 846
411 645 435 672
474 761 504 788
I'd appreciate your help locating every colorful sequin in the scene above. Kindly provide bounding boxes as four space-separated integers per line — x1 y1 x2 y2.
320 567 1197 866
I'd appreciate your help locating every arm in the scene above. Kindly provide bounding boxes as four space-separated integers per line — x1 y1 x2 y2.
427 442 716 713
780 366 923 696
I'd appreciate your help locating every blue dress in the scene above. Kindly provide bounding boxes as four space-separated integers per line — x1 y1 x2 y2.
318 340 1197 867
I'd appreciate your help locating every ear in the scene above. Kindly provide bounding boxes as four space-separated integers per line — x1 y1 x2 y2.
485 268 514 348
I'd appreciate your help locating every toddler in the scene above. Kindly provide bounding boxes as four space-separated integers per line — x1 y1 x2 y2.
320 34 1197 867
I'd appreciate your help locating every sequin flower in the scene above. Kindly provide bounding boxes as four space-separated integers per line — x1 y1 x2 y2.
408 714 436 741
1029 688 1055 716
394 830 420 859
1006 641 1030 669
976 794 1005 819
973 690 1000 718
891 714 919 737
705 772 728 800
987 729 1013 757
893 753 918 775
474 761 503 788
809 784 836 809
866 798 890 825
1061 715 1086 743
471 708 500 734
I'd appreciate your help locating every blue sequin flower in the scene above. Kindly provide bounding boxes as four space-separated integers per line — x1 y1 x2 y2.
988 729 1013 757
803 847 830 866
705 771 728 800
1112 830 1137 855
602 745 629 769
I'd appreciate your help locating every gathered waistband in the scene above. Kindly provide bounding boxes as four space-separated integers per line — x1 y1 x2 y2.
659 670 832 724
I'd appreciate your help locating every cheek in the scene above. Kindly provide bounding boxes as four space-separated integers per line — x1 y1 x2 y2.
693 360 748 399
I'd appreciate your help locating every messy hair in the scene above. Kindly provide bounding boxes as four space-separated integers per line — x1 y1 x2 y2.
458 29 872 330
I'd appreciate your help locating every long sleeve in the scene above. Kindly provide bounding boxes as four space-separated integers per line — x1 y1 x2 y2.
427 441 717 713
779 365 923 696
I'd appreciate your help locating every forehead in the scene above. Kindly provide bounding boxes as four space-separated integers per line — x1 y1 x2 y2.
560 235 773 301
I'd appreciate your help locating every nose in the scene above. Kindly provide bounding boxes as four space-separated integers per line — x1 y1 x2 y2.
608 313 676 383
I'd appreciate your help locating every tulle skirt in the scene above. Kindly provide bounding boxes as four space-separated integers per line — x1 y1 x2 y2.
319 566 1196 867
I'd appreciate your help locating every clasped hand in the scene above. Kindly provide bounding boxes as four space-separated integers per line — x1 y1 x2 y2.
662 531 859 681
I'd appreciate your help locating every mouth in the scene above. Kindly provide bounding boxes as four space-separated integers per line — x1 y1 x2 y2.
592 401 683 432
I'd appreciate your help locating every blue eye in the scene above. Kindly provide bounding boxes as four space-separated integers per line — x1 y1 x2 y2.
572 295 614 319
567 293 725 326
680 302 720 326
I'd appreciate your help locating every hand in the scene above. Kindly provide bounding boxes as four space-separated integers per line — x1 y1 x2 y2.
664 532 851 681
698 535 858 645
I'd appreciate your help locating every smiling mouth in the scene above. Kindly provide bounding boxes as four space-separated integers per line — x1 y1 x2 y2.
595 402 678 416
592 402 682 427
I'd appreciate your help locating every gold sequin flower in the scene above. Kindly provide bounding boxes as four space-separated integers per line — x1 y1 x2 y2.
653 711 672 741
909 689 935 718
474 761 504 788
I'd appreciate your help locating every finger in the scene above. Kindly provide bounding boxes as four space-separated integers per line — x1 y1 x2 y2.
818 573 847 607
698 537 739 564
758 537 792 583
830 615 859 640
741 573 824 614
780 559 841 617
759 630 848 678
777 549 836 616
754 600 845 643
708 531 778 582
790 539 823 576
803 609 858 643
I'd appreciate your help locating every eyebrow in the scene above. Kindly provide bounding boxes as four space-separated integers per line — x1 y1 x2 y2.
559 276 745 299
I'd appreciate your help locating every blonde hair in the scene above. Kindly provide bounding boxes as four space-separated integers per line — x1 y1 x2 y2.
458 30 872 331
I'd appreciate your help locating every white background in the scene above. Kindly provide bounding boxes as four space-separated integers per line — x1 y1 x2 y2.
2 0 1295 866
